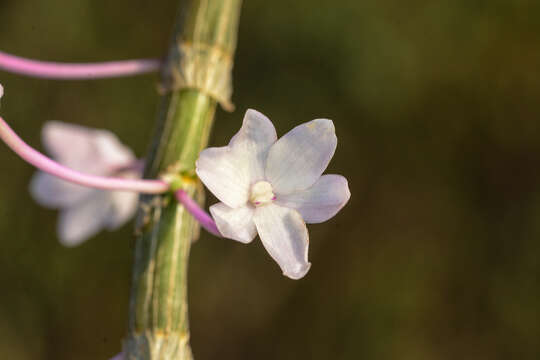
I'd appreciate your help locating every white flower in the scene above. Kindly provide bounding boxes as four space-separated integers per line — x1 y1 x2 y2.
196 109 350 279
30 121 141 246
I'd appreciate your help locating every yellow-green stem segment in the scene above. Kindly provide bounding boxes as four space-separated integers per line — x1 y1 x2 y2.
125 1 242 359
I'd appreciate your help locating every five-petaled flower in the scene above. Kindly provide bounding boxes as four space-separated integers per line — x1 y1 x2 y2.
30 121 141 246
196 110 350 279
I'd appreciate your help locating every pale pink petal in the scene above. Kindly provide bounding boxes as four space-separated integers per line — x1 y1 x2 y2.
209 202 257 243
42 121 134 173
275 175 350 223
229 110 277 178
42 121 102 171
253 204 311 279
57 191 112 246
265 119 337 194
195 147 251 208
109 352 124 360
29 172 94 208
106 190 139 230
196 109 277 208
94 132 136 169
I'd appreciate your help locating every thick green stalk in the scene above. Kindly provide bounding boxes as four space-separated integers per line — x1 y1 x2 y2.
124 1 242 359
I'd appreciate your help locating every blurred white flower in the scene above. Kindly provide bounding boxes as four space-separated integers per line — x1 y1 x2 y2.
30 121 141 246
196 109 350 279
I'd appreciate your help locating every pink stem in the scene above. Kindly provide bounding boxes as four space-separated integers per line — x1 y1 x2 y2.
175 189 221 237
0 116 169 193
0 51 160 79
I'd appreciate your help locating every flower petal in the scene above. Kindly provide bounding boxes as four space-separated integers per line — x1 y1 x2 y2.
196 109 277 208
275 175 350 223
42 121 134 173
265 119 337 194
253 204 311 279
94 132 136 170
109 353 124 360
229 109 277 151
195 147 251 208
57 191 113 246
29 172 94 208
106 190 139 230
210 202 257 243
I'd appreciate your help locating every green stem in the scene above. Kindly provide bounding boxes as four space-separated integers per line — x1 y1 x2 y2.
124 1 242 359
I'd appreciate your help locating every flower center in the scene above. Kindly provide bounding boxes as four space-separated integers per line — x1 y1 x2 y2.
250 181 275 207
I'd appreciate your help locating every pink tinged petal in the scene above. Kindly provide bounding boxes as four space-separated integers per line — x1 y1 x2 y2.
106 190 139 230
275 174 351 223
195 147 251 208
29 172 94 208
109 352 124 360
229 109 277 156
94 132 136 170
253 204 311 280
209 202 257 243
42 121 102 172
57 191 112 246
265 119 337 195
229 109 277 184
196 109 277 208
42 121 135 173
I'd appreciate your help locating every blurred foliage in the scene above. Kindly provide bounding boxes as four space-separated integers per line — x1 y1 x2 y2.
1 0 540 359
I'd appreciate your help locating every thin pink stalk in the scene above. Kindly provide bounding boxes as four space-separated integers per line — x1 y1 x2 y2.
175 189 221 237
0 51 160 79
0 116 169 193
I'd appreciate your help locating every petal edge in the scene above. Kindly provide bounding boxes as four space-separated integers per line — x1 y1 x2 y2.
266 119 337 194
276 174 350 223
253 204 311 279
210 202 257 244
196 147 251 208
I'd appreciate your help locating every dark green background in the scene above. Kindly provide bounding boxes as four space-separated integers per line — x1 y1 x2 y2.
1 0 539 359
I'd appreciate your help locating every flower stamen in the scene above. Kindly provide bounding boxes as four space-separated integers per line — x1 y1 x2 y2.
250 181 275 206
